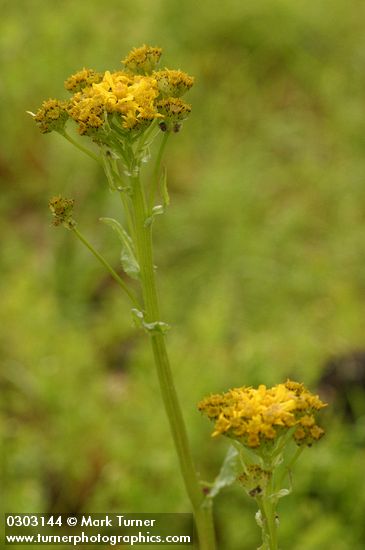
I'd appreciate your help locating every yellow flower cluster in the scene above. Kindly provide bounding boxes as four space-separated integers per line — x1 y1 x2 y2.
154 69 194 97
198 380 327 448
33 99 69 134
123 45 162 74
64 68 103 93
68 89 107 135
69 71 162 133
32 45 194 138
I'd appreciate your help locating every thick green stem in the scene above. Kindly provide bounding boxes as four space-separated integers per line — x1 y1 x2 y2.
257 493 278 550
256 497 270 549
130 173 216 550
256 456 282 550
265 497 278 550
149 131 170 211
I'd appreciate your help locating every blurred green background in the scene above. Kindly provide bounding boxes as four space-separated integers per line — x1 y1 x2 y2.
2 0 365 548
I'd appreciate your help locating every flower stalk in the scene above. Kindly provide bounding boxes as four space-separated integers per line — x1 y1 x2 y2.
198 381 327 549
129 171 216 549
32 45 216 549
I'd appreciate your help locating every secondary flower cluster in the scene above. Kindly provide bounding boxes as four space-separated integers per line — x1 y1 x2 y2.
32 45 194 140
198 380 327 448
48 196 75 229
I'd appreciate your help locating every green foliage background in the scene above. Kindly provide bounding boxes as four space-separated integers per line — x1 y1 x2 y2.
2 0 365 548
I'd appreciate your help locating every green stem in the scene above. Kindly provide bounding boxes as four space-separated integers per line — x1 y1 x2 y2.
130 173 216 550
266 497 278 550
149 131 170 211
61 131 103 165
257 494 277 550
278 445 304 489
256 497 270 549
255 458 279 550
72 226 140 308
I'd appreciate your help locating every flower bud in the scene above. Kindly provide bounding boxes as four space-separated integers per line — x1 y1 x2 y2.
122 45 162 75
157 98 191 132
154 69 194 97
32 99 69 134
64 68 103 93
49 196 75 229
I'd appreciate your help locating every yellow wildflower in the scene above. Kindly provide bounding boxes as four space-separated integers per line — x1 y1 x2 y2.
67 91 106 136
300 415 315 427
122 45 162 75
310 425 325 440
294 427 306 442
157 97 191 120
88 71 162 130
198 380 327 449
157 97 192 132
64 68 103 93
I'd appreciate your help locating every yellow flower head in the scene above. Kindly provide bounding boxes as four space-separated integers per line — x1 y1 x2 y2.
122 45 162 75
88 70 162 130
32 99 69 134
154 69 194 97
198 380 327 449
157 97 191 120
31 46 194 139
64 68 103 93
67 90 106 136
157 97 192 132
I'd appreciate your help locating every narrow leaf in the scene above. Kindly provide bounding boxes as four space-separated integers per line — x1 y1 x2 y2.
131 308 144 328
130 308 170 334
143 320 171 334
144 205 164 227
160 166 169 207
269 488 291 501
208 445 240 499
100 217 140 279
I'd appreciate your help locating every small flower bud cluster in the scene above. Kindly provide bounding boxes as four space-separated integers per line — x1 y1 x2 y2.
154 69 194 98
122 45 162 75
49 196 75 229
33 99 69 134
157 98 192 133
64 68 103 93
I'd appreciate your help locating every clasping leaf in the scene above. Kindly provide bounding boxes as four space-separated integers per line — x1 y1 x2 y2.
207 445 241 499
100 217 140 279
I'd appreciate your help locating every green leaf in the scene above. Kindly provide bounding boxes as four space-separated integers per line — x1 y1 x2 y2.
143 320 171 334
131 308 144 328
144 205 164 227
101 155 117 191
269 488 291 502
208 445 241 499
130 309 170 334
100 217 140 279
